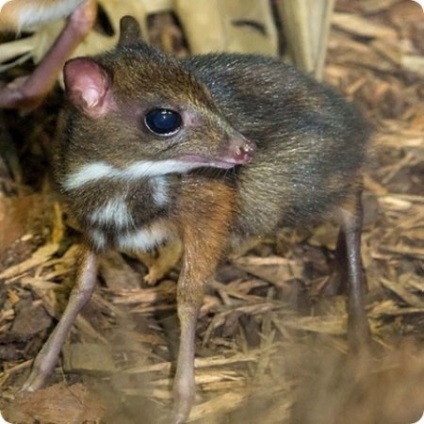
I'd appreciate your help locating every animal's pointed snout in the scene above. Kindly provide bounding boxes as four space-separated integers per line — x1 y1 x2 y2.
228 133 256 164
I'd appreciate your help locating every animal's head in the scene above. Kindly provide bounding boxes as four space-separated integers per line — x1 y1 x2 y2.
61 16 256 191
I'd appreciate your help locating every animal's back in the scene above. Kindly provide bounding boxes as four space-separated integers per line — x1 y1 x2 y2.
182 54 370 236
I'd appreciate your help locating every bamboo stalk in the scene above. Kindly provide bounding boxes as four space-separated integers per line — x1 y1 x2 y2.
175 0 278 55
276 0 335 79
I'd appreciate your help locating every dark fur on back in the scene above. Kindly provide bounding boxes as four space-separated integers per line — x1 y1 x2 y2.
182 54 370 234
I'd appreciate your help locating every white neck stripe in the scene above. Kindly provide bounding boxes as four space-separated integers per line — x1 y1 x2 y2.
63 160 201 190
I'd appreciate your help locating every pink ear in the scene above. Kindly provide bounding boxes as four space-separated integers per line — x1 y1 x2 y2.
63 58 114 118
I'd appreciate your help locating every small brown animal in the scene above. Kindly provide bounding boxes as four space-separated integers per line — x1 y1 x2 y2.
0 0 97 109
22 16 371 423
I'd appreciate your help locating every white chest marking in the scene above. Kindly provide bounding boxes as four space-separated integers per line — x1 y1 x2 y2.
116 222 170 252
90 197 133 228
63 160 201 190
150 176 169 207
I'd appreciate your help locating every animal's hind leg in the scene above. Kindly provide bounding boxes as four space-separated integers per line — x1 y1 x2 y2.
335 186 371 350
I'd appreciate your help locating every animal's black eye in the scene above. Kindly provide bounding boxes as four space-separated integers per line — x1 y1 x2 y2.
144 109 182 136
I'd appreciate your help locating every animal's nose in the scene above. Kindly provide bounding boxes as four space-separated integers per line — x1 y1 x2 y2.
228 133 257 164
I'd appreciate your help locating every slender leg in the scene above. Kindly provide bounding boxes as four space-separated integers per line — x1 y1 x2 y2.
336 187 371 350
0 0 97 109
173 278 202 424
21 248 98 391
172 177 234 424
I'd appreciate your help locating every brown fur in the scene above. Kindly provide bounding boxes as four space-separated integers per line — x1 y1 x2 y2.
23 16 371 424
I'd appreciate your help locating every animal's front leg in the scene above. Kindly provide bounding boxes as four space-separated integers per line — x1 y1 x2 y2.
172 179 234 424
173 267 204 424
22 247 98 391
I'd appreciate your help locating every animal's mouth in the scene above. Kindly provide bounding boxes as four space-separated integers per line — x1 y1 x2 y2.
181 154 252 169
